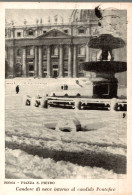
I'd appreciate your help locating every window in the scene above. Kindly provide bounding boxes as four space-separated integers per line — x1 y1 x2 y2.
29 64 34 71
78 29 85 34
64 29 68 34
53 65 58 69
28 29 34 36
17 32 21 37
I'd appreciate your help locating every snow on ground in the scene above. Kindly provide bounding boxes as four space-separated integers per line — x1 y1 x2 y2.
5 105 127 155
5 148 125 179
5 80 127 179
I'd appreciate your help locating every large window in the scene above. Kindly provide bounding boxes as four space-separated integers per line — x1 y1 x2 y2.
28 29 34 36
78 29 85 34
29 64 34 71
27 59 34 77
64 29 68 34
17 32 21 37
53 65 58 69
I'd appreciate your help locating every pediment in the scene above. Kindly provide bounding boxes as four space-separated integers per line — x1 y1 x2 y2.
36 29 71 39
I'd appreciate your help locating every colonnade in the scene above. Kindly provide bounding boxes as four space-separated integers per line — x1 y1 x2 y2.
7 44 90 78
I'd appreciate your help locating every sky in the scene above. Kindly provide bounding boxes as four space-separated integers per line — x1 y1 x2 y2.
6 9 73 26
5 9 127 40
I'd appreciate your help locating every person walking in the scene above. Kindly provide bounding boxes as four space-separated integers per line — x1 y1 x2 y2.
16 85 19 94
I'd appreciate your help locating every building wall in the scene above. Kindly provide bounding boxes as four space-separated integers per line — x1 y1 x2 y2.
5 20 98 78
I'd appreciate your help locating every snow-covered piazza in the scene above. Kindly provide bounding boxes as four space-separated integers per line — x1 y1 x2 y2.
5 78 127 179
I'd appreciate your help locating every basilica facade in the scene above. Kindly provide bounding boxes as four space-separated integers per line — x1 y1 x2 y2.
5 10 126 80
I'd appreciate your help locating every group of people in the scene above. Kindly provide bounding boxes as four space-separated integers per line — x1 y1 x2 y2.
61 85 68 90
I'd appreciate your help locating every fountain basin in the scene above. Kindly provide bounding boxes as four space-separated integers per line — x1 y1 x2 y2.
81 61 127 73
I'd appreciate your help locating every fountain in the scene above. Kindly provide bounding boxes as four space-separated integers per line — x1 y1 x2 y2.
81 33 127 99
80 8 127 100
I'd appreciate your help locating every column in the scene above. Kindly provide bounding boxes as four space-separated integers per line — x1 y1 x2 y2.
47 45 51 78
73 45 77 77
22 47 27 77
38 46 42 77
34 46 38 77
59 45 63 77
85 44 90 62
68 45 72 77
9 47 14 77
